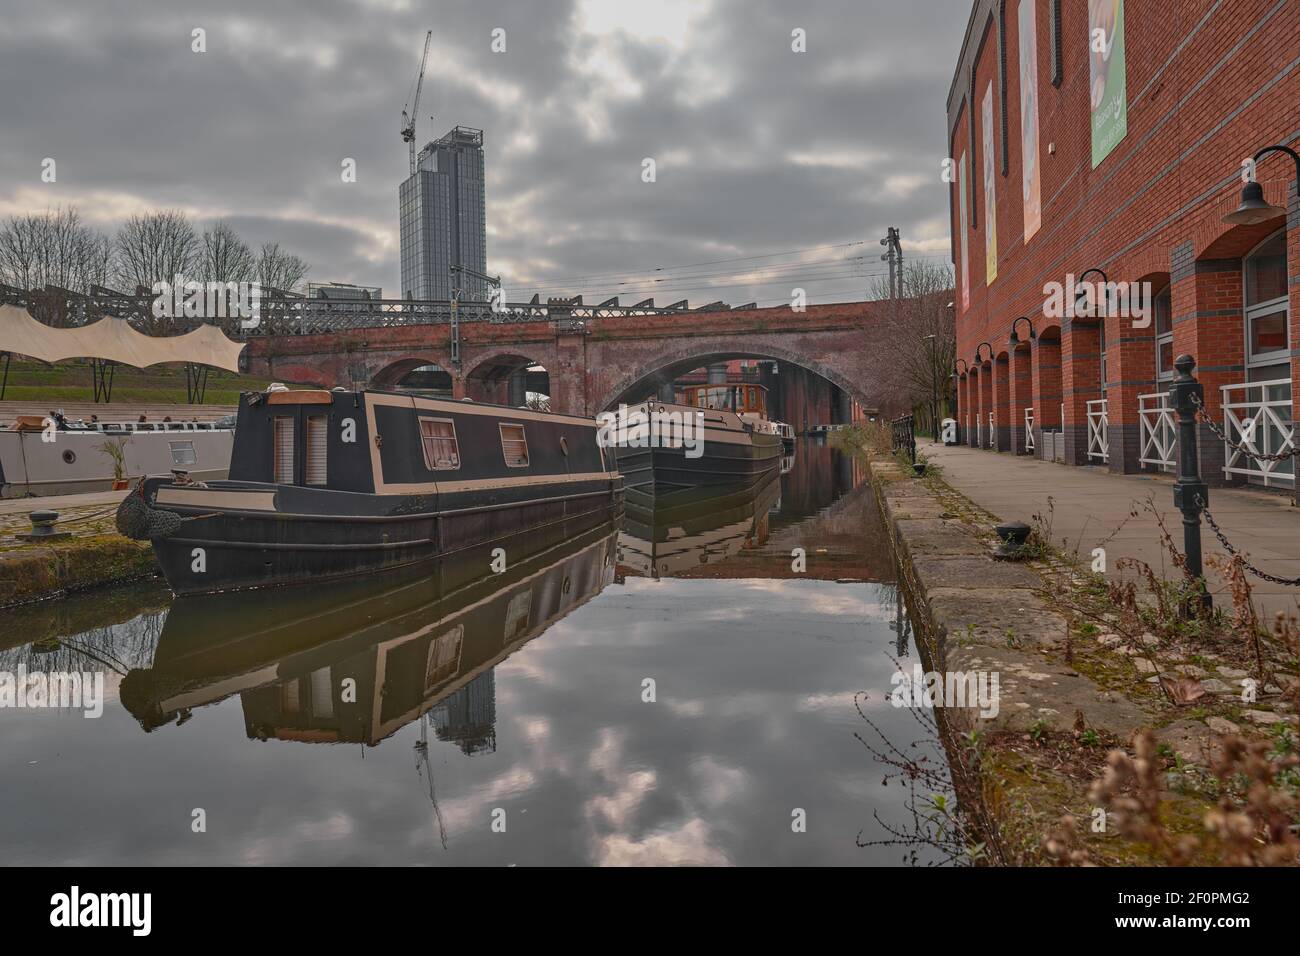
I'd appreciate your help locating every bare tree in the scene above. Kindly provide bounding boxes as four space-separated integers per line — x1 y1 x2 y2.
0 207 116 324
0 212 41 291
201 221 255 284
114 210 200 333
256 241 309 293
76 229 116 292
199 221 256 330
115 209 199 292
869 259 956 436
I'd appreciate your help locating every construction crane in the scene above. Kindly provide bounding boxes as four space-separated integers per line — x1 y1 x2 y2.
401 31 433 176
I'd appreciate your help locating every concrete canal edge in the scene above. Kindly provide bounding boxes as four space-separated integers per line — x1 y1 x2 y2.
0 535 158 608
865 452 1151 864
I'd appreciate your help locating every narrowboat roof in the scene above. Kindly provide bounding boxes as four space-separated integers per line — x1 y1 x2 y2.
247 385 600 428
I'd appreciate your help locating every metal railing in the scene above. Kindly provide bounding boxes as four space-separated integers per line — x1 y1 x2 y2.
1221 378 1295 487
890 413 916 465
1138 391 1176 471
0 284 737 337
1023 407 1034 453
1086 398 1109 462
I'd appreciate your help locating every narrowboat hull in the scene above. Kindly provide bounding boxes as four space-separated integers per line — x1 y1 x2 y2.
142 476 622 595
610 400 782 505
128 388 622 595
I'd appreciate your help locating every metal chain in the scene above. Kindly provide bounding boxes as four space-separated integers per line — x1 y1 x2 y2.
1189 392 1299 462
1193 494 1300 586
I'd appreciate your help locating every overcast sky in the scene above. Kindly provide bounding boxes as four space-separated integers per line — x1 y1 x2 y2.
0 0 968 307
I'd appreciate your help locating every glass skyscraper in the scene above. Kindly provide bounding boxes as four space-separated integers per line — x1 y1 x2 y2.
398 126 486 301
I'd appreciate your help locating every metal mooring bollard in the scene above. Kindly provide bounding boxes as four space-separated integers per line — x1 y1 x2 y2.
17 510 71 542
1170 354 1212 615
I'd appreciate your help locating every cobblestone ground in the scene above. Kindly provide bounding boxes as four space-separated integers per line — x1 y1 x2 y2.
0 491 127 547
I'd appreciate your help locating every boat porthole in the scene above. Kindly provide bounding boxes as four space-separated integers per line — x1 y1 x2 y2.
62 450 76 464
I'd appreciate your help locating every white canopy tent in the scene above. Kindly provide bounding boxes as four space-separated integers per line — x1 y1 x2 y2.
0 304 246 401
0 304 245 372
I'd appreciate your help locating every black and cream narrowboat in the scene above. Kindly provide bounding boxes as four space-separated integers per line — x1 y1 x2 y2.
609 382 783 506
118 385 622 595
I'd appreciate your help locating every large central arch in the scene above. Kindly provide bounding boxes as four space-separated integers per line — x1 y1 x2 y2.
596 343 875 414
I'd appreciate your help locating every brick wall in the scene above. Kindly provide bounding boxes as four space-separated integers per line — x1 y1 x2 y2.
948 0 1299 495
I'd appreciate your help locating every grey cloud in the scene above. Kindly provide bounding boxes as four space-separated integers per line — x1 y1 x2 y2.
0 0 968 303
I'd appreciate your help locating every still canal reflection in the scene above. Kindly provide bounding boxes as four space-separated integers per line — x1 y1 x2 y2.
0 439 952 865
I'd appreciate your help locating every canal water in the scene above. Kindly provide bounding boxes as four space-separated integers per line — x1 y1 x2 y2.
0 441 953 866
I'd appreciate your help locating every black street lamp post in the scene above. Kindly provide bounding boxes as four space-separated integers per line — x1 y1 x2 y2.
1170 354 1212 616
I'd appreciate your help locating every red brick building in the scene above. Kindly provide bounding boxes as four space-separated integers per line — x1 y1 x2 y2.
948 0 1299 498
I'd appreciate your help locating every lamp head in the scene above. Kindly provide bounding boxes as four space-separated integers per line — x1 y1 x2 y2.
1223 180 1285 225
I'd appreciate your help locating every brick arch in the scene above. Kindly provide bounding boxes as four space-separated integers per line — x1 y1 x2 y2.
370 357 448 387
1118 245 1170 286
462 351 551 405
595 341 872 414
1199 216 1288 261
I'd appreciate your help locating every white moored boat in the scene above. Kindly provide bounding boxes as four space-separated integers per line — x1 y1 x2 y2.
0 412 234 497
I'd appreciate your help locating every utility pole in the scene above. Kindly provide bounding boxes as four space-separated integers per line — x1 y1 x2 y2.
448 264 502 369
879 227 903 299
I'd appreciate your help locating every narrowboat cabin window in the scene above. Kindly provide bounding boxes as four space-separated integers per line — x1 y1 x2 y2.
273 416 295 484
168 440 198 466
426 625 463 691
500 423 529 467
419 418 460 470
305 415 328 485
678 383 767 414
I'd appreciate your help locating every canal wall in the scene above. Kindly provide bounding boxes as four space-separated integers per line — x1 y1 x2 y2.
0 535 157 608
864 451 1149 863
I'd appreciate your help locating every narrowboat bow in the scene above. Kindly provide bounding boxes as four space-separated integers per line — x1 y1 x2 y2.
118 386 622 595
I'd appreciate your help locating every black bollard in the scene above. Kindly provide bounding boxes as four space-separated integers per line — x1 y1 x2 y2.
1169 354 1212 615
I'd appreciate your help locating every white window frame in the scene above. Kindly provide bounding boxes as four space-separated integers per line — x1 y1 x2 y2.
418 417 461 471
168 439 198 467
1244 229 1290 370
1153 285 1174 383
499 422 529 467
1099 322 1108 394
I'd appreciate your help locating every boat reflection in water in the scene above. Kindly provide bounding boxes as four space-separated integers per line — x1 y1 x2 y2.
616 469 782 579
119 511 618 747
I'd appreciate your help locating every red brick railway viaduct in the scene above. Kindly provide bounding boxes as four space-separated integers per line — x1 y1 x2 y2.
243 300 902 417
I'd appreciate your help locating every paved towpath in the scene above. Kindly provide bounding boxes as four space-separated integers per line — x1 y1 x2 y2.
923 442 1300 621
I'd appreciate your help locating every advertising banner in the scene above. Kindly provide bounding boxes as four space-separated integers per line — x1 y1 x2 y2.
959 150 970 309
1019 0 1041 241
1089 0 1127 167
982 82 997 284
